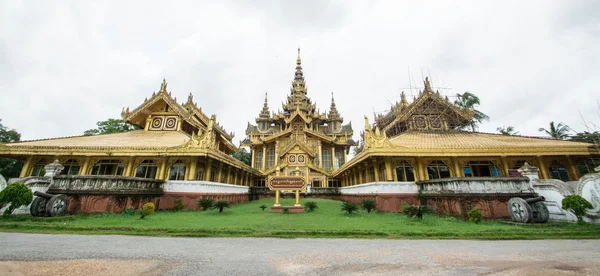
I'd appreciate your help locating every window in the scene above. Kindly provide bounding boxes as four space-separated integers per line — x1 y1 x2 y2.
196 162 206 180
266 148 275 169
576 158 600 176
427 160 451 179
30 159 48 176
548 160 569 181
322 149 332 170
464 160 501 177
396 161 415 181
256 178 266 187
210 169 218 182
169 160 186 180
328 178 341 187
335 150 344 169
254 149 263 169
62 159 80 175
312 179 322 188
135 160 158 179
90 160 124 176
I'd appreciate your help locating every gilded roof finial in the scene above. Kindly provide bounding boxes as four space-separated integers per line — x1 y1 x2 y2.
159 78 167 94
424 77 433 94
187 93 194 105
400 91 409 107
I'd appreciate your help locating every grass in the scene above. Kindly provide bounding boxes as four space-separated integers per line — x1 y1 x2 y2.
1 198 599 239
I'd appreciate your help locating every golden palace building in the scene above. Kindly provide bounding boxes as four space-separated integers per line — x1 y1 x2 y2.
0 50 598 187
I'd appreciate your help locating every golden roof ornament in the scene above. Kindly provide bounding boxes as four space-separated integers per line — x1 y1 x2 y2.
159 78 167 94
400 91 409 107
424 77 433 94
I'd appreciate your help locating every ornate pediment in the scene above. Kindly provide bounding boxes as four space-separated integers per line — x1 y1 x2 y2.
363 116 393 151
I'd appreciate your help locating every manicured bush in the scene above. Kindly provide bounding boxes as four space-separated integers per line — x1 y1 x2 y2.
304 201 318 212
213 200 230 213
0 183 33 218
361 199 377 213
562 195 593 223
139 202 155 219
260 204 267 211
468 207 482 224
401 202 432 220
174 198 185 211
198 198 214 211
341 201 359 214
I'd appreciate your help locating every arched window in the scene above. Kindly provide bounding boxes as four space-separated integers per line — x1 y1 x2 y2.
30 159 48 176
196 162 206 180
254 149 263 169
62 159 80 175
266 149 275 169
135 160 158 179
464 161 501 177
322 150 332 170
396 161 415 181
169 160 186 180
378 163 387 181
427 160 451 179
548 160 569 181
90 160 124 176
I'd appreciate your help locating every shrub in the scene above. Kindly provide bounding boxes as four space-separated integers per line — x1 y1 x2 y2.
341 201 359 214
260 204 267 211
0 183 33 218
304 201 318 212
282 208 290 214
174 198 185 211
119 208 136 216
562 195 593 223
213 200 230 213
139 202 155 219
468 207 482 224
402 202 432 220
198 198 214 211
361 199 377 213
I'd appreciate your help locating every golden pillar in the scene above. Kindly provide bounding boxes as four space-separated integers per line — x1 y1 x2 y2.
384 158 393 181
536 156 550 179
162 159 171 181
226 166 232 184
19 156 33 178
331 147 336 170
416 158 426 181
318 144 323 168
275 142 279 166
217 163 223 183
358 165 364 184
80 158 92 176
500 156 509 177
204 159 212 181
187 157 198 180
124 158 135 177
262 146 266 171
451 157 463 177
295 190 301 206
373 160 379 182
566 156 580 181
274 190 281 206
251 148 255 168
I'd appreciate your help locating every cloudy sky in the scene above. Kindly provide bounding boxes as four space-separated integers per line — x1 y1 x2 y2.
1 0 599 144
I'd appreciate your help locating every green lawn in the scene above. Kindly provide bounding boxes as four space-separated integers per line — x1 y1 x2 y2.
1 198 599 239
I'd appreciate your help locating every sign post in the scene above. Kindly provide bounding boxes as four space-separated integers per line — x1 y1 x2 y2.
267 169 307 213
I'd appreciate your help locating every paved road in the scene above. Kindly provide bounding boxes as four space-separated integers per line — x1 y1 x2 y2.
0 233 599 275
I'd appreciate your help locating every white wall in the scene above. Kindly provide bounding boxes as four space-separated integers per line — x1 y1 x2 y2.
340 182 418 194
164 181 249 194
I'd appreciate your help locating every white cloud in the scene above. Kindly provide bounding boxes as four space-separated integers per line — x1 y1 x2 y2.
1 0 598 143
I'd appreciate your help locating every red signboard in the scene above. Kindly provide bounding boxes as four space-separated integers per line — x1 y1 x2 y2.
268 176 306 190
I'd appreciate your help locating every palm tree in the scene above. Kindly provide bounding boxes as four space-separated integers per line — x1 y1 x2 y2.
538 121 571 140
496 126 520 136
454 92 490 131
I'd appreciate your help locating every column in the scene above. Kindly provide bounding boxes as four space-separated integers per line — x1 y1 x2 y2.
226 166 232 183
500 156 509 177
80 158 92 176
19 156 34 178
262 146 266 171
373 160 379 182
416 158 426 181
251 148 255 168
125 158 135 177
385 158 393 181
318 143 323 168
187 157 198 180
343 149 347 164
204 159 212 181
331 147 336 170
217 163 224 183
536 156 550 179
275 142 279 166
274 190 281 206
358 165 364 184
451 157 463 177
162 159 170 181
566 156 580 181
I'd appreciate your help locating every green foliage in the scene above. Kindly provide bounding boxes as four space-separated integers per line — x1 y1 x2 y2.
174 198 185 211
0 119 23 178
231 148 252 165
260 204 267 211
83 118 140 136
496 126 520 136
468 207 482 224
304 201 318 212
570 131 600 144
341 201 359 214
213 200 230 213
119 208 136 216
282 208 290 214
401 202 432 220
454 92 489 131
538 121 571 140
361 199 377 213
198 198 214 211
139 202 155 219
562 195 593 222
0 183 33 218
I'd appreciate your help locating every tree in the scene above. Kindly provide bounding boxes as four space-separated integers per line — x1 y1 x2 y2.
0 119 23 178
83 119 139 136
570 131 600 144
231 148 251 165
454 92 490 131
538 121 571 140
496 126 520 136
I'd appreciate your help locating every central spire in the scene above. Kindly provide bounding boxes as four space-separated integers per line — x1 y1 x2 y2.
294 47 304 83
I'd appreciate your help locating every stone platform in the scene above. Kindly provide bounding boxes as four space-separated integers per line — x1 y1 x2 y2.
269 206 305 213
